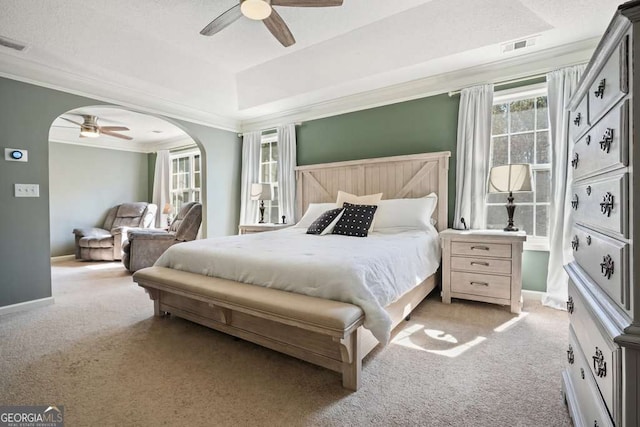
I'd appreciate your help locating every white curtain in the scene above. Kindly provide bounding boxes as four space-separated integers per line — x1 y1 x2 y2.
239 131 262 226
543 64 586 310
277 124 297 224
453 84 494 230
152 150 170 228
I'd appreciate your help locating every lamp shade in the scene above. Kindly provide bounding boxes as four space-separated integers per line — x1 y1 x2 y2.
488 164 533 193
251 183 272 201
162 203 173 215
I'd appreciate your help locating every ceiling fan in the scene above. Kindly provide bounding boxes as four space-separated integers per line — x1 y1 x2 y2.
60 114 132 141
200 0 344 47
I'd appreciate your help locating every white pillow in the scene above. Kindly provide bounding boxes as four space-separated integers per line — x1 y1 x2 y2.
336 190 383 231
373 193 438 231
296 203 338 228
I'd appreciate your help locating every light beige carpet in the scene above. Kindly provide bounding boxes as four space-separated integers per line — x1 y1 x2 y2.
0 260 571 426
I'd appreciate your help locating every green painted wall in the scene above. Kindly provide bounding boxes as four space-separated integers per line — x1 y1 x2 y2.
0 77 241 308
296 87 549 292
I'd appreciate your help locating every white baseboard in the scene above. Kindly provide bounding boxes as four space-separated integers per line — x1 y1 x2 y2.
0 297 55 316
51 254 75 263
522 290 545 298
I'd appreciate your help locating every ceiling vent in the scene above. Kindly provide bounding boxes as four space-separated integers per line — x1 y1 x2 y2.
0 35 28 52
501 36 538 54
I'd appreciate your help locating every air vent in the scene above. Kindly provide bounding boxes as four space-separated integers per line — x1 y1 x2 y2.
501 36 538 54
0 35 28 52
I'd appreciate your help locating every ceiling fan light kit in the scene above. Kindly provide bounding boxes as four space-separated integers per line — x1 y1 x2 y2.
241 0 272 20
200 0 343 47
61 114 132 141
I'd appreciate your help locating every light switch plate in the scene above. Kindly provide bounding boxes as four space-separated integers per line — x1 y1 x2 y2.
14 183 39 197
5 148 28 162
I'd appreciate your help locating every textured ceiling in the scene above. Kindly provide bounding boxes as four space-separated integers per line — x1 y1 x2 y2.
0 0 624 126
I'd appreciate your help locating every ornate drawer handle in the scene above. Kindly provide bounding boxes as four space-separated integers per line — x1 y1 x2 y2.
571 236 579 251
594 78 606 98
571 152 579 169
571 195 579 210
592 347 607 378
601 255 614 279
586 235 592 245
566 296 574 314
581 368 585 379
470 281 489 287
573 113 581 126
470 246 489 251
600 192 614 216
586 186 591 196
599 128 613 153
567 345 574 364
470 261 489 266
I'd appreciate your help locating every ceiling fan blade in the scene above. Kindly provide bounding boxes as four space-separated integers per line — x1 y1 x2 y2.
100 129 133 141
263 9 295 47
200 4 243 36
100 126 129 132
60 117 83 127
272 0 343 6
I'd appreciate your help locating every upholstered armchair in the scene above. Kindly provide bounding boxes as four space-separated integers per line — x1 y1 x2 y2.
73 202 157 261
122 202 202 272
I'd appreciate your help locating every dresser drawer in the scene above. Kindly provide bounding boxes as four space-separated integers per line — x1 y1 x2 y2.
588 34 629 124
570 95 590 142
566 326 614 427
571 99 629 181
570 172 629 238
450 241 511 258
571 224 630 310
568 280 620 419
450 256 511 275
450 271 510 299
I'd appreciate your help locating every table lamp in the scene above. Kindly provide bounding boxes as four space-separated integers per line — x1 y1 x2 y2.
487 164 533 232
251 183 272 223
162 203 174 227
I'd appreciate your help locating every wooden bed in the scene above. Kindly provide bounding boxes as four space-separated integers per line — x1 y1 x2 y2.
133 151 450 390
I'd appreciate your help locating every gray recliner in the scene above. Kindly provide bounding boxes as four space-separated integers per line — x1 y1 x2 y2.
122 202 202 273
73 202 157 261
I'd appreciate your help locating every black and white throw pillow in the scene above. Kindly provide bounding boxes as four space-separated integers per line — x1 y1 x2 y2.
306 208 344 235
332 202 378 237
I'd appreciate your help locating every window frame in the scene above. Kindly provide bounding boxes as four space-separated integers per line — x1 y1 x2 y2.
169 148 201 215
259 133 279 224
489 83 550 251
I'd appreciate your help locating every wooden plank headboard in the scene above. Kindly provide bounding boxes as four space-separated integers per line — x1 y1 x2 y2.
295 151 451 231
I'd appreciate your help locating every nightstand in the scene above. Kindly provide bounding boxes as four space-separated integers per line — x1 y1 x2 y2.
238 223 293 235
440 229 526 313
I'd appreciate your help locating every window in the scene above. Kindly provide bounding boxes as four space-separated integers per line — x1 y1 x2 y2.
259 134 279 223
487 84 550 250
170 150 201 214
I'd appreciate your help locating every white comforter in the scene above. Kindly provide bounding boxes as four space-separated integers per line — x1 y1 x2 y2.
154 227 441 344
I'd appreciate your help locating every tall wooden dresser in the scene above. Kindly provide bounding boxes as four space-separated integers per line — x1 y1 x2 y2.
563 1 640 426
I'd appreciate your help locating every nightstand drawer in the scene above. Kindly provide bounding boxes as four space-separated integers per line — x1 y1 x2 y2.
450 272 511 299
450 242 511 258
450 256 511 275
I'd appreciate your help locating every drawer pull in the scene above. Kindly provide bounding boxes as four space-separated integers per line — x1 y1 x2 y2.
599 128 613 153
573 113 582 126
594 78 606 99
586 135 591 145
580 368 585 379
470 281 489 287
586 235 592 245
600 255 614 280
470 246 490 251
586 186 591 196
571 195 579 210
571 236 579 251
600 192 614 217
570 152 579 169
566 296 574 314
470 261 489 266
567 345 574 364
592 347 607 378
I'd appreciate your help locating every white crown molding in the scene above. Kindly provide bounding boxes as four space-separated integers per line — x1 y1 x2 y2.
49 138 149 153
239 37 599 132
0 296 54 315
0 52 241 133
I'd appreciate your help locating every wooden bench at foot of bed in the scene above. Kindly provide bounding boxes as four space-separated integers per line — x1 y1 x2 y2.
133 266 436 391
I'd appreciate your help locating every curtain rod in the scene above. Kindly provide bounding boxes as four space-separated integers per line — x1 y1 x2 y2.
238 122 302 138
447 73 547 97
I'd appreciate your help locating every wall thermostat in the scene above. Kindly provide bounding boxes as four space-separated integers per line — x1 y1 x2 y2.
5 148 28 162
